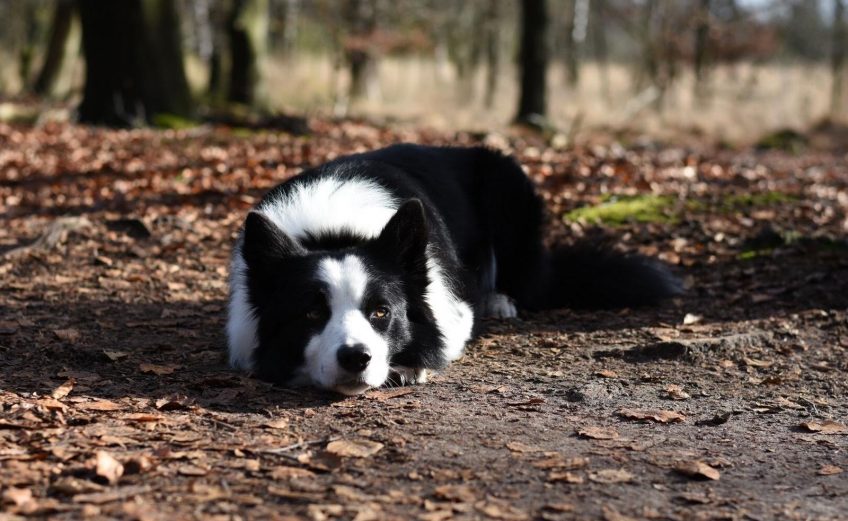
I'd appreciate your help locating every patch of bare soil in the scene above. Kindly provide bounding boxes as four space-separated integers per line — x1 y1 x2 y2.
1 122 846 520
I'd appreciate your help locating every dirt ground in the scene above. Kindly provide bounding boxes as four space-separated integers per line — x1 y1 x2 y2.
1 121 847 521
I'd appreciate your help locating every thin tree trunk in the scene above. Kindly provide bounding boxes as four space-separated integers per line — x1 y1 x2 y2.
515 0 549 126
591 0 610 102
693 0 711 101
483 0 500 108
345 0 378 103
77 0 193 126
227 0 268 105
831 0 846 118
562 0 578 87
33 0 77 96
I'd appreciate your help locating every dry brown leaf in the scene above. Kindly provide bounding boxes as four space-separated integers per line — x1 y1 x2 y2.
177 465 208 476
2 487 33 507
618 408 686 423
799 421 846 434
50 378 76 400
95 451 124 485
139 363 180 375
506 397 545 406
122 413 161 423
433 484 476 503
532 455 589 470
674 460 720 480
54 328 81 342
474 499 529 520
817 465 843 476
367 388 415 400
269 466 315 480
588 469 634 484
77 399 123 412
665 384 690 401
547 471 584 484
103 350 129 361
505 441 540 453
325 439 384 458
595 369 619 378
543 503 575 513
261 418 290 430
577 426 620 440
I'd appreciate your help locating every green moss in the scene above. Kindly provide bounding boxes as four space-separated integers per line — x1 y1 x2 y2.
564 195 676 226
152 113 198 130
755 129 808 152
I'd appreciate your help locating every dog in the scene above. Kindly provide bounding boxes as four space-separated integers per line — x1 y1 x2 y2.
227 144 680 395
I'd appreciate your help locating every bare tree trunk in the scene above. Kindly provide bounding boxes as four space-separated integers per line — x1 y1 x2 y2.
561 0 578 87
33 0 79 97
515 0 549 126
831 0 846 118
693 0 711 101
483 0 501 108
227 0 268 106
591 0 610 102
345 0 379 103
77 0 193 126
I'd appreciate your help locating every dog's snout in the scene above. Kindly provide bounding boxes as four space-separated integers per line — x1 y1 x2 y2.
337 344 371 373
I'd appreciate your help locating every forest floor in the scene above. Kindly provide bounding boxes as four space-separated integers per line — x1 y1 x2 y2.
0 121 847 521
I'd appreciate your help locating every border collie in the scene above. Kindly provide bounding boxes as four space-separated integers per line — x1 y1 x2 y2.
227 145 680 395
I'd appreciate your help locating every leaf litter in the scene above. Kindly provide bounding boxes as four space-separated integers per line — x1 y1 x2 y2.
1 120 847 519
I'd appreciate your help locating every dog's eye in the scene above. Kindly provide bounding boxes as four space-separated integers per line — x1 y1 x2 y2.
305 306 326 321
369 306 390 321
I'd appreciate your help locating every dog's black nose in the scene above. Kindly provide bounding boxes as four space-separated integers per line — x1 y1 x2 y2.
337 344 371 373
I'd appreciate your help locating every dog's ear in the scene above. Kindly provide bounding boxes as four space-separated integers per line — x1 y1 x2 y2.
241 211 305 268
375 199 429 273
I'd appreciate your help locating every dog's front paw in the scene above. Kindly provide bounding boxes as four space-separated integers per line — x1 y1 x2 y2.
389 366 429 386
480 293 518 319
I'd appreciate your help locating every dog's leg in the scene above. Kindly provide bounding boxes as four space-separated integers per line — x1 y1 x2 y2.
389 366 429 386
480 292 517 319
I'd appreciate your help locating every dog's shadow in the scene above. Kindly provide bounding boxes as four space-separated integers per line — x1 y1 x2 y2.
1 297 346 414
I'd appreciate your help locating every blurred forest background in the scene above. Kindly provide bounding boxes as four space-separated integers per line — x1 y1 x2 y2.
1 0 848 144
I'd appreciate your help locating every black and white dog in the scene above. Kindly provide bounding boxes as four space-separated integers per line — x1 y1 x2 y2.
227 145 680 395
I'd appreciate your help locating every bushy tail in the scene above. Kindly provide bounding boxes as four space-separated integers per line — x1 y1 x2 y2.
541 244 682 310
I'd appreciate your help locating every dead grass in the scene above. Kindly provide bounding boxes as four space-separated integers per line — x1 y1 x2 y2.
262 55 833 145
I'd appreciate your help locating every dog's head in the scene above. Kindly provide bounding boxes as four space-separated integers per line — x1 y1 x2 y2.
240 200 429 395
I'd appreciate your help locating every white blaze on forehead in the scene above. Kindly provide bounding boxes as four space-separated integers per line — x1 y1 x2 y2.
257 175 399 241
300 255 390 392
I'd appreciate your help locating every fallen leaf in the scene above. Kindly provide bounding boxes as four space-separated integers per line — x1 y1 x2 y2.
54 328 80 342
103 350 129 361
474 499 529 520
799 421 846 434
577 426 620 440
505 441 540 453
2 487 33 507
674 460 720 480
506 397 545 406
325 439 384 458
95 451 124 485
543 503 575 512
139 363 180 375
595 369 619 378
122 413 161 423
177 465 208 476
433 484 476 503
665 384 690 401
50 378 76 399
618 409 686 423
77 399 123 412
367 388 415 400
588 469 634 484
261 418 290 430
548 471 584 484
818 465 843 476
532 455 589 470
